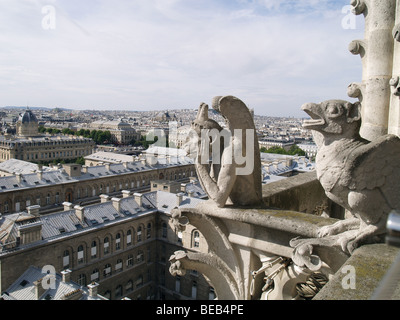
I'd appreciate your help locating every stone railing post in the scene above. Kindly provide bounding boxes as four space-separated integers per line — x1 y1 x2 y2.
350 0 396 141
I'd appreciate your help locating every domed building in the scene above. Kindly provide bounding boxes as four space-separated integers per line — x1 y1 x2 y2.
16 109 40 137
0 109 95 163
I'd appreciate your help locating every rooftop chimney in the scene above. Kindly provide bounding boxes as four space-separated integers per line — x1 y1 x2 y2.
33 279 47 300
112 198 121 212
176 193 184 206
123 162 128 169
27 205 41 217
61 269 72 283
180 183 187 192
100 194 110 203
37 171 43 181
105 163 111 171
134 193 143 207
16 173 22 183
63 202 74 211
82 165 88 173
87 282 99 298
74 205 85 222
122 190 131 198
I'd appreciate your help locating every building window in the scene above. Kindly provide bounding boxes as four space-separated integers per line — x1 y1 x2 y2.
91 269 99 282
209 287 216 300
191 281 197 299
116 259 123 273
91 241 97 259
63 250 70 269
55 193 60 204
4 201 9 213
192 230 200 248
175 276 181 293
127 254 134 268
77 245 85 264
127 230 132 246
137 250 144 263
46 193 51 205
116 233 121 250
146 223 151 239
126 281 133 293
115 285 123 299
162 223 167 238
137 227 142 242
103 264 112 278
104 237 110 255
77 274 87 287
136 275 143 288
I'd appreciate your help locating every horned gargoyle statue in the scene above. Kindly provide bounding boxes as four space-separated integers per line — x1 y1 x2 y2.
301 100 400 254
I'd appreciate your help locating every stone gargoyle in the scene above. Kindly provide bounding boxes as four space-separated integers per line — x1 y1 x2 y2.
183 96 263 208
301 99 400 254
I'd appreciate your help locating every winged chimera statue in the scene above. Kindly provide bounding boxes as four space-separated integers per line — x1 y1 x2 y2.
301 99 400 254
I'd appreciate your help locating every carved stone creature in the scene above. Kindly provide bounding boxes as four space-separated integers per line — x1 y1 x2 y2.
183 96 263 208
302 99 400 253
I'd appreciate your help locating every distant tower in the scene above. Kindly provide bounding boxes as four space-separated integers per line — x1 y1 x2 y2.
16 109 39 137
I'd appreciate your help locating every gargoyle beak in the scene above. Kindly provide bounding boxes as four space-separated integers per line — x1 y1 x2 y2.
301 103 325 129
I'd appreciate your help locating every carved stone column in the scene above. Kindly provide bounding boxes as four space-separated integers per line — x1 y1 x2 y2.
389 1 400 135
350 0 396 141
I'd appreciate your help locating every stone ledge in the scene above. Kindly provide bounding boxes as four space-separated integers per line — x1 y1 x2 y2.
262 171 344 219
313 244 400 300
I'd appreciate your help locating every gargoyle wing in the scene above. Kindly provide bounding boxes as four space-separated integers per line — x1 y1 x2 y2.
343 134 400 209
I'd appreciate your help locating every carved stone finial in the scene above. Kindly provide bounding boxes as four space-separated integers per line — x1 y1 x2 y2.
350 0 366 15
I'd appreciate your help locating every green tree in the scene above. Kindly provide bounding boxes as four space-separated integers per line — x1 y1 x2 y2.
287 145 306 156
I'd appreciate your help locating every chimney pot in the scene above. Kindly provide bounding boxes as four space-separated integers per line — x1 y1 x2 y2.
134 193 143 207
63 202 74 211
27 205 41 217
61 269 72 283
176 193 184 206
112 198 121 212
74 205 85 221
87 282 99 298
100 194 110 203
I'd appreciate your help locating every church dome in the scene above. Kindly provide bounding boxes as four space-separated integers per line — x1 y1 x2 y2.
19 109 38 124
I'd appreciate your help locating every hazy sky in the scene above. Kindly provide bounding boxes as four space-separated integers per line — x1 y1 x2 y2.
0 0 365 117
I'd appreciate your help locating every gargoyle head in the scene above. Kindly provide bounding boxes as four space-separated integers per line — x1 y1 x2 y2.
183 103 223 159
301 100 361 136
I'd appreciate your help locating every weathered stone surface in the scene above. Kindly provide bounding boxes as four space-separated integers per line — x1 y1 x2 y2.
314 244 400 300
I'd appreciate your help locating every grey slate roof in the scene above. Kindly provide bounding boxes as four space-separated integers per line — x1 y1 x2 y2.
0 187 206 254
0 156 194 194
2 266 106 300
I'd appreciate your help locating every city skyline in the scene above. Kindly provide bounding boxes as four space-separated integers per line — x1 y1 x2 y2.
1 0 364 118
